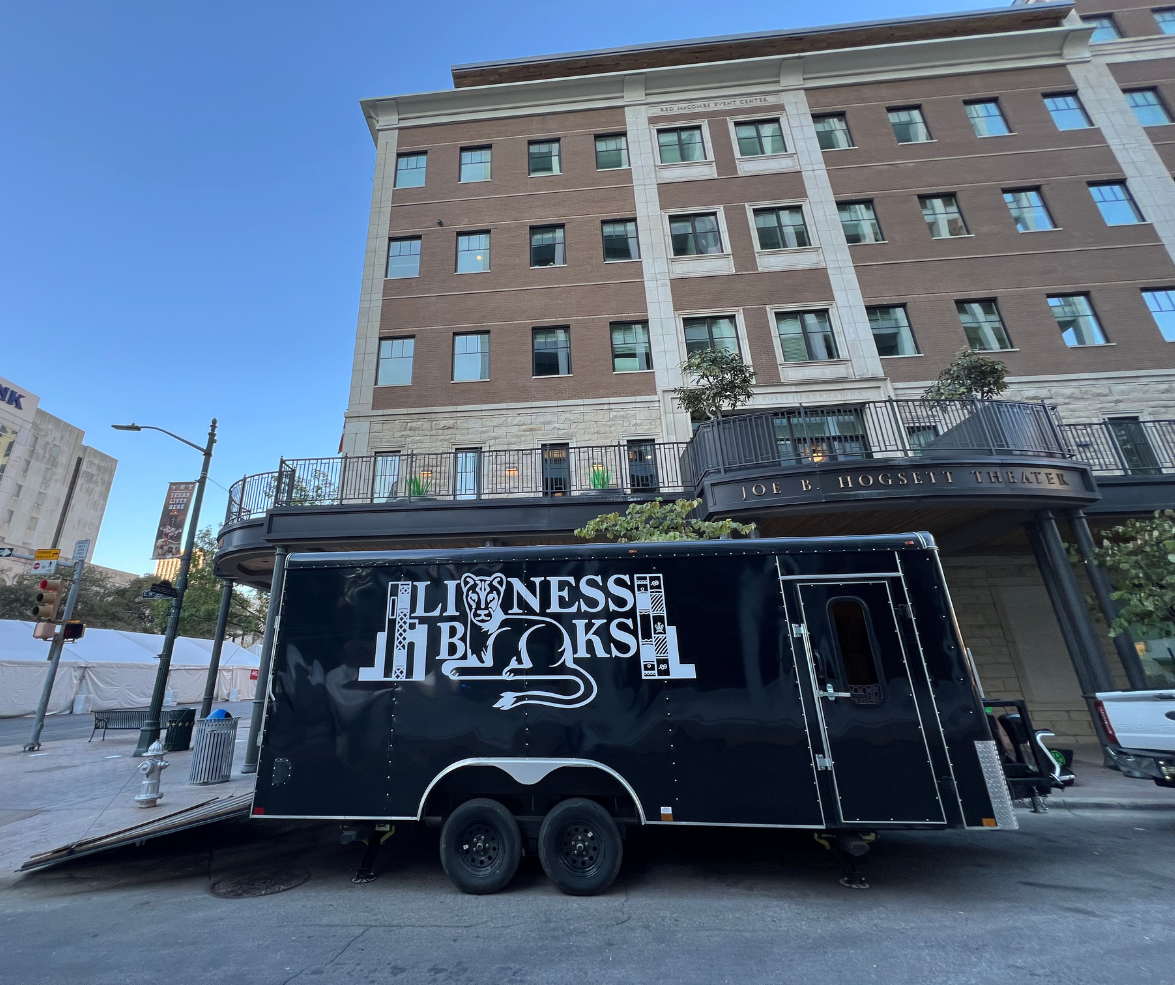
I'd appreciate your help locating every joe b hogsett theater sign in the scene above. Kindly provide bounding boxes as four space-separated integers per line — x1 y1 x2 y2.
706 461 1098 512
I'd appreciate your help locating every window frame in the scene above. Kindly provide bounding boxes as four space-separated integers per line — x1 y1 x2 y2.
1089 181 1146 225
655 125 709 165
667 211 726 257
594 133 630 170
453 447 483 500
964 99 1012 138
455 230 492 273
531 325 573 377
609 321 653 373
1142 288 1175 342
394 152 428 188
1043 93 1094 130
527 139 562 177
680 312 743 359
452 331 491 382
386 236 422 279
1124 88 1173 127
1155 7 1175 33
1081 14 1122 41
1002 187 1057 233
750 204 813 252
919 193 971 239
837 200 885 244
772 307 842 363
529 225 567 268
458 145 492 183
812 113 855 150
955 299 1015 351
888 105 934 144
866 305 921 358
827 595 886 706
732 117 788 157
1047 294 1110 347
376 336 416 387
601 219 640 262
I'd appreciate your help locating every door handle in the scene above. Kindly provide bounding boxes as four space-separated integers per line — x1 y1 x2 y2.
820 683 852 700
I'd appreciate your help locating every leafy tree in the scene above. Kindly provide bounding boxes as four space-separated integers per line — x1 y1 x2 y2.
168 528 268 642
1079 510 1175 638
0 567 158 632
923 347 1009 400
575 498 756 543
672 349 756 421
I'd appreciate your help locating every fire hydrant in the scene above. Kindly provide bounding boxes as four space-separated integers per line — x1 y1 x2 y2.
134 740 169 808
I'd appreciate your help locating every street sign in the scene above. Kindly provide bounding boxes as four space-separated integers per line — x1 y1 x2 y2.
73 539 91 561
0 547 15 557
33 549 61 561
30 559 57 576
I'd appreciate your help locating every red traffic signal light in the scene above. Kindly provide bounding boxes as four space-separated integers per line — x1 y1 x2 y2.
31 579 63 622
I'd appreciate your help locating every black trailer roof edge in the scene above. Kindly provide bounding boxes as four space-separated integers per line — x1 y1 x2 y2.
285 532 937 568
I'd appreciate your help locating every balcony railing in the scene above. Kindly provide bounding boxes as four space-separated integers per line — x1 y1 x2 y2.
1060 420 1175 476
682 399 1071 481
225 442 690 524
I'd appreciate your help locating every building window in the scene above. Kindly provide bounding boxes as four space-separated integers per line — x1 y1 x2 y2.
377 337 414 386
669 213 723 256
1142 289 1175 341
542 443 570 496
1089 182 1145 225
838 201 884 243
0 424 16 478
1003 188 1055 232
1081 14 1121 40
386 237 421 278
528 139 561 176
530 225 566 267
657 126 705 164
752 207 810 250
888 106 932 143
373 452 401 500
602 220 640 261
866 306 919 356
1044 93 1093 130
965 100 1011 137
394 152 427 188
595 134 629 170
813 113 854 150
459 146 492 182
1125 89 1173 126
920 195 969 238
627 440 659 491
610 322 652 371
1156 8 1175 33
735 119 786 156
1048 295 1108 346
455 448 482 500
775 310 839 362
453 332 490 381
955 300 1013 351
456 231 491 272
683 315 739 355
532 327 572 376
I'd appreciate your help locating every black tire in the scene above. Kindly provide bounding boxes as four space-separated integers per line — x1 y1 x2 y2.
538 798 623 896
439 798 522 895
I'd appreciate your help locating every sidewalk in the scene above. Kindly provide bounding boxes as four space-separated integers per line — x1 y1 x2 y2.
0 722 255 886
1043 744 1175 810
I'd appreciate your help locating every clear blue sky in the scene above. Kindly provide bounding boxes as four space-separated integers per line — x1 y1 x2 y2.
1 0 985 575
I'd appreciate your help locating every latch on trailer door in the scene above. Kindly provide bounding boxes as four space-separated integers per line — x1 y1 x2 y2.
792 623 805 638
815 755 832 771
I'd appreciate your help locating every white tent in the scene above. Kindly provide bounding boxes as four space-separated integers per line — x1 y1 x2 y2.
0 619 260 717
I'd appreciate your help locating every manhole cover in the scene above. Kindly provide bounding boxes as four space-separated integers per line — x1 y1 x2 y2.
209 868 310 899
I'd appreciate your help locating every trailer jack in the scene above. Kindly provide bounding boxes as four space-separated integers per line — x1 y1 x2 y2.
814 832 875 889
341 824 396 884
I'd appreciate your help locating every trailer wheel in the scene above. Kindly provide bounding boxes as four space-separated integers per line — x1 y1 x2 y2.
538 798 623 896
439 798 521 895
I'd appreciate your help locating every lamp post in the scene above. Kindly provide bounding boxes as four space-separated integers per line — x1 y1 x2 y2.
112 419 217 756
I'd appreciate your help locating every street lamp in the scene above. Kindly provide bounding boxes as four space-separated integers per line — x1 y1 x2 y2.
112 418 218 756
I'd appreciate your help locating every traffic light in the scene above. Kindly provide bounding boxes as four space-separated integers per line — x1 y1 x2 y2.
31 579 63 622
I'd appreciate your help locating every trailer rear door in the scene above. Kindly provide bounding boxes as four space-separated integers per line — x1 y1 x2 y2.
793 579 946 825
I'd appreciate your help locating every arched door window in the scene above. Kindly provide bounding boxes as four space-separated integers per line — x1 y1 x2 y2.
828 597 884 705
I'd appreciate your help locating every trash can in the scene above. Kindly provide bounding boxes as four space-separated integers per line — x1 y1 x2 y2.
189 715 240 784
163 707 197 751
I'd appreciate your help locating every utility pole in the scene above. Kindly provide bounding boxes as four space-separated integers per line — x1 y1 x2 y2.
24 555 85 752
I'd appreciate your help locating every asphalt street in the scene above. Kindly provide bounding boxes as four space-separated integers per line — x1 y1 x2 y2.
1 808 1172 985
0 703 254 747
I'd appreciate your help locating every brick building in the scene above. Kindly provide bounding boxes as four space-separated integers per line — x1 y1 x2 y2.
218 0 1175 743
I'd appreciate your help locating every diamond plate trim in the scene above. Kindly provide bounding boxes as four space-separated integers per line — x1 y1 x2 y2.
974 739 1018 830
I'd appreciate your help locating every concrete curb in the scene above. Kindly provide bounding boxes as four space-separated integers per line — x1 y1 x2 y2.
1043 798 1175 811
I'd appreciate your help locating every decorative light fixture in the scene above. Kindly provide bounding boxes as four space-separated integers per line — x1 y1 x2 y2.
505 467 518 476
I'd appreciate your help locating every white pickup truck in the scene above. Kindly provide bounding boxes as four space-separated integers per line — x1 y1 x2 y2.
1095 690 1175 787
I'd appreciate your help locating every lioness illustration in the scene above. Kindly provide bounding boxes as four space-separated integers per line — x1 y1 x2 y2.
440 573 597 710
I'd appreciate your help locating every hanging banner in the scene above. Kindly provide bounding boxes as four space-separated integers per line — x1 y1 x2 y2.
152 481 196 559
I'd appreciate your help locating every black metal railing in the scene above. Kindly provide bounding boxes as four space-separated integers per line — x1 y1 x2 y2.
682 399 1070 482
225 442 690 524
1061 420 1175 475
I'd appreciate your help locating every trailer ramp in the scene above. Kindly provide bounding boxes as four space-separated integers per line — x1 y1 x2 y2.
20 794 254 872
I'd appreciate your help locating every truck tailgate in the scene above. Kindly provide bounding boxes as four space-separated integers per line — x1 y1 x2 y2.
1096 690 1175 752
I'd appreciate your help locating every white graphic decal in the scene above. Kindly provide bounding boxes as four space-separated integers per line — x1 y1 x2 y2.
357 571 694 709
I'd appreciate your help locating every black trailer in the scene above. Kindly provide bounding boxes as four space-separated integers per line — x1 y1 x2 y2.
250 534 1016 894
